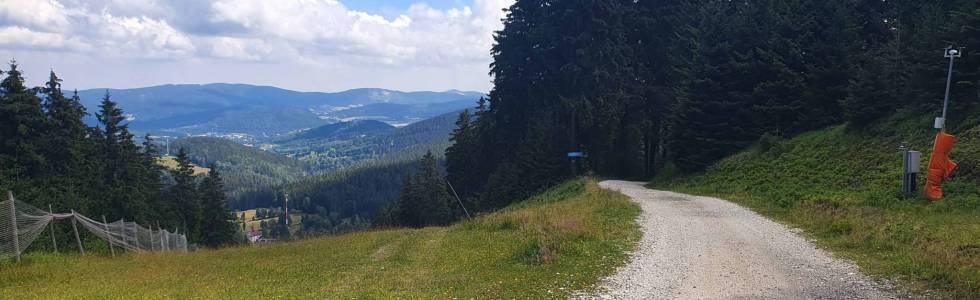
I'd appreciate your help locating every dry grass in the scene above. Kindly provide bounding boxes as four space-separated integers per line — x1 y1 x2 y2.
0 178 640 299
155 156 210 176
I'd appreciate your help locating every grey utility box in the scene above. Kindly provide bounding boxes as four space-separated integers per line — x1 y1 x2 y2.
902 150 921 195
905 151 922 173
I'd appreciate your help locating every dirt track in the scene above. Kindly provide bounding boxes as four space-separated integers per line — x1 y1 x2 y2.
582 181 896 299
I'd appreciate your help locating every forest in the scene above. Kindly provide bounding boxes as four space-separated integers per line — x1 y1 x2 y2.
0 66 239 249
443 0 980 215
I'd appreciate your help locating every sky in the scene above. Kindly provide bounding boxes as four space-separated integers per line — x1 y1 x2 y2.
0 0 513 92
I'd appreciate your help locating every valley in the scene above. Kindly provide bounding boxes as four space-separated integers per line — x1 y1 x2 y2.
159 107 466 239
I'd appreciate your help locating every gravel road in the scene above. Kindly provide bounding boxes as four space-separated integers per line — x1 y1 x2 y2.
580 180 896 300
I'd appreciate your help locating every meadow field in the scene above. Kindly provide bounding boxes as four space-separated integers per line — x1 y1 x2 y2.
0 179 640 299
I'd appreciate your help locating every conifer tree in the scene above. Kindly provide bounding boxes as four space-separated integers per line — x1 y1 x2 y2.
199 164 238 248
445 109 480 201
0 61 47 180
171 148 202 241
39 72 99 214
397 151 455 227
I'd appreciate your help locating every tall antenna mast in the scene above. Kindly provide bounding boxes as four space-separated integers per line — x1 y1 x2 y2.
283 191 289 226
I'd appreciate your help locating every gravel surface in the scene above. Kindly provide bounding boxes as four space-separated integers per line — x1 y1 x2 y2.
578 180 897 300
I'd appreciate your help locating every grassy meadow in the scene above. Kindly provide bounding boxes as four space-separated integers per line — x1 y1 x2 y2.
0 178 640 299
651 120 980 298
155 156 210 176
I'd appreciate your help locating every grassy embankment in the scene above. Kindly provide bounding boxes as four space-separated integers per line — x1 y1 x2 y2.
0 179 640 299
652 118 980 298
155 155 210 175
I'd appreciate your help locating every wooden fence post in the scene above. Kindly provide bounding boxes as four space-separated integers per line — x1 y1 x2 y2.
48 204 57 253
8 192 20 262
102 215 114 257
70 210 84 255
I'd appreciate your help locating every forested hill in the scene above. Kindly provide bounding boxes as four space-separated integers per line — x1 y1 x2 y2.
443 1 980 213
274 109 464 170
287 120 395 142
170 137 311 209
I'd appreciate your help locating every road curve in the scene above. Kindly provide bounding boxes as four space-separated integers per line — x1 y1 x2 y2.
581 180 896 299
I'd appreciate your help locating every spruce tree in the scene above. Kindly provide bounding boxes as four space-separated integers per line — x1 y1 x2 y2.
445 109 479 201
199 164 238 248
171 148 202 241
40 72 98 214
397 151 455 227
0 61 47 181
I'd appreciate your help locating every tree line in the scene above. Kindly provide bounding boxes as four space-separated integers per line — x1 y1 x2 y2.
0 63 238 249
443 0 980 212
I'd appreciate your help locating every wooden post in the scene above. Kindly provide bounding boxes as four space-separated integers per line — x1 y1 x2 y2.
48 204 57 253
148 223 155 251
8 192 20 262
158 221 166 252
70 210 84 255
133 223 140 252
119 217 125 249
102 215 114 257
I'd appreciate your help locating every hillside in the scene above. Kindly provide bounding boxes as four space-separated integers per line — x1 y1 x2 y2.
273 110 462 170
170 137 311 209
287 120 395 142
0 179 641 299
287 160 416 223
76 84 482 141
650 118 980 298
155 156 210 176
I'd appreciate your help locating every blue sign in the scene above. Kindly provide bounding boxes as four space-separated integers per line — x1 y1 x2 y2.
567 151 586 158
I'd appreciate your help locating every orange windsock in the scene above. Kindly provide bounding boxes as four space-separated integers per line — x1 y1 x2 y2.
925 132 957 200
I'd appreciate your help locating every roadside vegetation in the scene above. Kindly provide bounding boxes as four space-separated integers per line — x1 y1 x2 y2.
0 179 640 299
651 117 980 298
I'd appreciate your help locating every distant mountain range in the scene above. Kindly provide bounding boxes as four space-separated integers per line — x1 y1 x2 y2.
76 83 483 142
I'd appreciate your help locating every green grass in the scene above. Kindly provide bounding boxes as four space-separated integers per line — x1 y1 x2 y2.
651 121 980 298
0 178 640 299
155 156 210 175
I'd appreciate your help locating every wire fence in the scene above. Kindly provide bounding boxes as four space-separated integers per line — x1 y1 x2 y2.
0 192 188 261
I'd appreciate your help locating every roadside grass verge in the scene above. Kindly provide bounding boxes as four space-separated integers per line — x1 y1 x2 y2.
0 178 640 299
651 123 980 298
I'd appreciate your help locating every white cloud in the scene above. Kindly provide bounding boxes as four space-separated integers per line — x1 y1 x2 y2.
0 0 514 92
0 26 71 50
0 0 71 33
208 37 282 61
208 0 511 66
96 12 195 58
0 0 195 58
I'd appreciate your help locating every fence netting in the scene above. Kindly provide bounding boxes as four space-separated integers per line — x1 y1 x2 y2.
1 194 188 260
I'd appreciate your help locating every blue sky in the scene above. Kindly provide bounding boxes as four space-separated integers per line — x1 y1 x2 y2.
346 0 470 17
0 0 513 92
